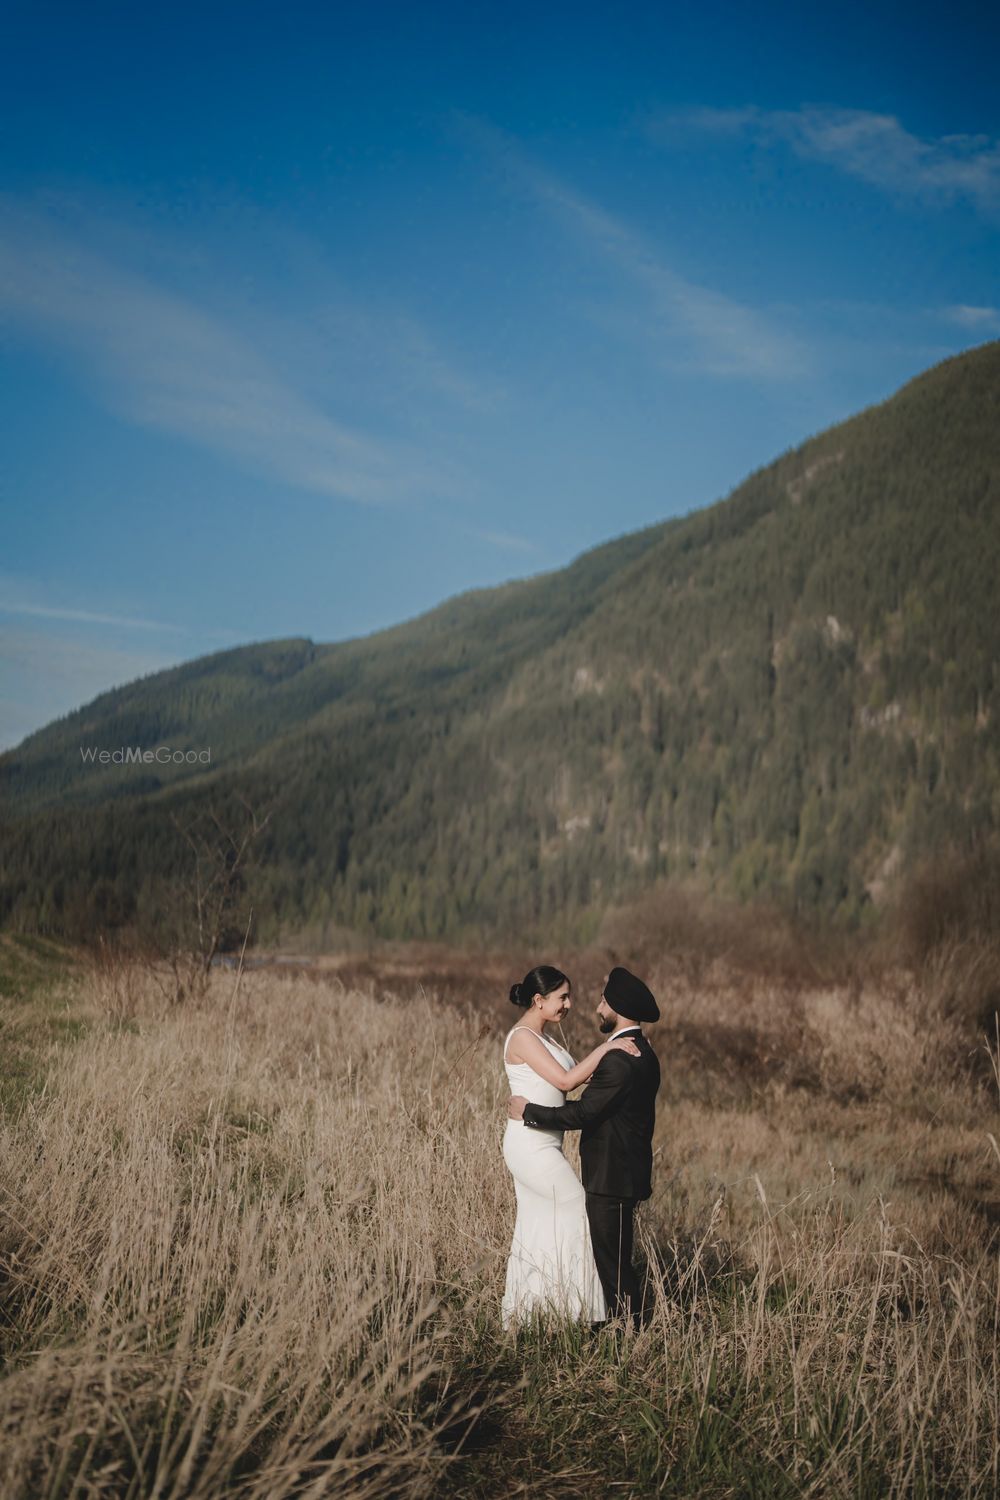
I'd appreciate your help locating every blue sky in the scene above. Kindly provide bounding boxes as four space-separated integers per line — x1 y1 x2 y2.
2 0 998 749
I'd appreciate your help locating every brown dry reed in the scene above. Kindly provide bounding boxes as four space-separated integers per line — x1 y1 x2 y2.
1 949 1000 1497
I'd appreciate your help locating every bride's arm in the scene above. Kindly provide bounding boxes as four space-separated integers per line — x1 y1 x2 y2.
560 1036 639 1090
509 1031 639 1091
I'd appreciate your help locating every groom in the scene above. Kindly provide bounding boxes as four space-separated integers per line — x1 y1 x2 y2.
508 966 661 1330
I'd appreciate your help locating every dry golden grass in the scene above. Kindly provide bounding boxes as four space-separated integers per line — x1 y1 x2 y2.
2 946 999 1496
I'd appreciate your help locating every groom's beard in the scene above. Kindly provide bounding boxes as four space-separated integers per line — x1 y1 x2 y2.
599 1017 616 1034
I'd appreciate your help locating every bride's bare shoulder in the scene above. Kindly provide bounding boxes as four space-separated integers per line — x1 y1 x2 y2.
505 1027 547 1064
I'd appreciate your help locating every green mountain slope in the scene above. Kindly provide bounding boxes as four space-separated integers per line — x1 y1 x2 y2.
3 342 999 944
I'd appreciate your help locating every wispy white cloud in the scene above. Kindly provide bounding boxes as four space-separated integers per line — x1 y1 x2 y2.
192 204 503 421
392 315 503 414
651 106 1000 215
467 527 537 553
0 628 182 751
0 571 254 748
0 628 177 686
0 570 247 642
459 115 807 380
0 599 187 632
940 303 1000 331
0 198 471 508
314 302 504 416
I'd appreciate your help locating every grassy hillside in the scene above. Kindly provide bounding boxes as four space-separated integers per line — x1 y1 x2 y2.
2 341 998 946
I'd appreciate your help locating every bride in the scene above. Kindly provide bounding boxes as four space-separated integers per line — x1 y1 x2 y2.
501 964 640 1326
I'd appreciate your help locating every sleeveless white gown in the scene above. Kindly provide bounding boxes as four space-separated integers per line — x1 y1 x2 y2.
501 1026 607 1326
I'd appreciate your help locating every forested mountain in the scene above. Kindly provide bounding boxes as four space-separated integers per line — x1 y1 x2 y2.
3 341 999 947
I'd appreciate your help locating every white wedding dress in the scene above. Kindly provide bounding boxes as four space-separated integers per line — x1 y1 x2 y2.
501 1025 606 1326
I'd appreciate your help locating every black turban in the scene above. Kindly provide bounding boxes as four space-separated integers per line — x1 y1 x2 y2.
604 966 659 1023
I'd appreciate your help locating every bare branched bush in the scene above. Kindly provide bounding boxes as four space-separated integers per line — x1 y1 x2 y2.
597 880 860 992
893 842 1000 1073
90 933 148 1025
896 842 1000 967
118 795 272 1008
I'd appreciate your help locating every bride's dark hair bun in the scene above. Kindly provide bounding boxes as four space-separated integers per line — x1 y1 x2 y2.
509 965 569 1009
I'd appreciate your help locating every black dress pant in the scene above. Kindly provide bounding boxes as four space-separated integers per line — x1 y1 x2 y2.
585 1192 641 1328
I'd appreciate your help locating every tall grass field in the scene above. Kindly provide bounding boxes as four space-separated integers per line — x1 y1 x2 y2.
2 934 999 1496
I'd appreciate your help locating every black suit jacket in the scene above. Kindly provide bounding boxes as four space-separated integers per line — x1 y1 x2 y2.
522 1029 661 1199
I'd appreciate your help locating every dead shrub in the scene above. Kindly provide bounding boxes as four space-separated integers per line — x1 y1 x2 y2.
597 881 858 991
893 842 1000 1040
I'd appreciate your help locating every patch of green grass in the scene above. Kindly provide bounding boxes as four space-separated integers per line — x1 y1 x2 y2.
436 1314 930 1498
0 933 79 1001
0 935 88 1118
0 1035 49 1118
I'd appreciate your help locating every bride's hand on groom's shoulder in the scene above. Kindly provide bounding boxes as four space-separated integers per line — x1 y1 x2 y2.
606 1038 641 1057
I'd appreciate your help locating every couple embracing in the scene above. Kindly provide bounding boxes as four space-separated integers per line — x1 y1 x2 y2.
501 964 660 1331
